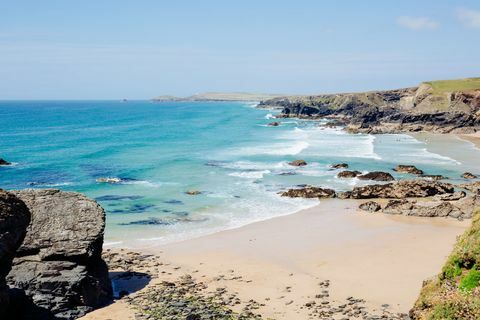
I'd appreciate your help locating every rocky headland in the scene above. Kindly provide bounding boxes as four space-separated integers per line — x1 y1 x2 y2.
258 78 480 134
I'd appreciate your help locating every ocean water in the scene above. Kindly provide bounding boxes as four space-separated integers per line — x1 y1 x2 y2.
1 100 479 248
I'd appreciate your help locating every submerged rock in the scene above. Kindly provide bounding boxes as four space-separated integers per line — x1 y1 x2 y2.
96 177 122 184
7 189 112 320
267 122 280 126
288 159 307 167
331 163 349 169
280 186 336 199
185 190 202 195
343 180 454 199
0 190 30 319
461 172 478 179
337 170 361 178
357 171 395 181
358 201 382 212
393 165 424 175
0 158 11 166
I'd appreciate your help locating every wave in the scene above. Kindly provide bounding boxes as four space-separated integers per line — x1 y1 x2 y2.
228 170 270 179
264 113 275 119
231 141 309 156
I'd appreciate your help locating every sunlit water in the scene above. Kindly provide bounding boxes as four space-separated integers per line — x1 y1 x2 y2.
0 101 479 248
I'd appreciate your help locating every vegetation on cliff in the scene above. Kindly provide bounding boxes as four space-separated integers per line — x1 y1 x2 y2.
411 209 480 320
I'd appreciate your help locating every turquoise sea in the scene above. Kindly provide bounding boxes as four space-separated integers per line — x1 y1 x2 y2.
1 101 479 248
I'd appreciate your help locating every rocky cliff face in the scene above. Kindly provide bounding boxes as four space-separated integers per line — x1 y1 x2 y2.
258 78 480 133
3 189 112 320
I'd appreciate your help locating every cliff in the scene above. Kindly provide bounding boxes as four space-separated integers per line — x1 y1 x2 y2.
258 78 480 134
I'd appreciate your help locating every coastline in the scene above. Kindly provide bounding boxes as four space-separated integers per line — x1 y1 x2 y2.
82 199 469 319
458 132 480 149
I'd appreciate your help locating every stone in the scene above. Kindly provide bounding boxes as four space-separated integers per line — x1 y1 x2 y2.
0 159 11 166
280 186 336 199
331 163 349 169
288 160 307 167
267 122 280 126
7 189 112 319
434 191 466 201
461 172 478 179
393 165 424 175
358 201 382 212
185 190 201 195
337 170 361 178
0 190 31 318
357 171 395 181
345 180 454 199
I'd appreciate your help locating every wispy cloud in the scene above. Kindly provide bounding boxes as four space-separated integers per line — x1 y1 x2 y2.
396 16 438 30
456 8 480 28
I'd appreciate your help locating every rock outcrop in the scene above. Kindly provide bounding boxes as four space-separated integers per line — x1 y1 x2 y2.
337 170 361 178
331 163 348 169
7 189 112 320
340 180 454 199
393 165 424 175
357 171 395 181
461 172 478 179
288 160 307 167
0 159 11 166
0 190 30 318
358 201 381 212
280 186 336 199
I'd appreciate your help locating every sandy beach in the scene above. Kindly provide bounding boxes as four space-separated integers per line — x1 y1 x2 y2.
459 132 480 149
81 199 468 319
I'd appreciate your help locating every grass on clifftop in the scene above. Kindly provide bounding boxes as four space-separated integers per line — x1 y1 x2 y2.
424 78 480 94
411 209 480 320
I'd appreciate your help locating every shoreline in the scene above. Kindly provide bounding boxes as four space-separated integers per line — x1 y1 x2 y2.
82 199 469 319
458 132 480 149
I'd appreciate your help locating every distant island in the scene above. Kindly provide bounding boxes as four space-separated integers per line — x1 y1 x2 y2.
152 92 285 102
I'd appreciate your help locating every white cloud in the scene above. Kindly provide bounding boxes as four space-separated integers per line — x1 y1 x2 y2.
456 8 480 28
397 16 438 30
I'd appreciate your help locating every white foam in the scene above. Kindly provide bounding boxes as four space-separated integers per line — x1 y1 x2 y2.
265 113 275 119
228 170 270 179
231 141 309 156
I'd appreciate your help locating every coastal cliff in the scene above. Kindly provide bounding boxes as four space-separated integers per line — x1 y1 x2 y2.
258 78 480 134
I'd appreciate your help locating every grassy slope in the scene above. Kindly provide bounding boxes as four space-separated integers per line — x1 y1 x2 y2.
424 78 480 94
411 209 480 320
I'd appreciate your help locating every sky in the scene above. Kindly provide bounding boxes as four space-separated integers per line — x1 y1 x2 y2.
1 0 480 99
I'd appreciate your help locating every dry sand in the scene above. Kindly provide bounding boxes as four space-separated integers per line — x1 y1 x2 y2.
81 199 468 319
459 132 480 149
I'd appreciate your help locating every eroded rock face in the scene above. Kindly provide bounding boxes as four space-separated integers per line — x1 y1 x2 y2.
337 170 361 178
393 165 424 175
357 171 394 181
280 186 336 199
342 180 454 199
0 190 30 318
7 189 112 320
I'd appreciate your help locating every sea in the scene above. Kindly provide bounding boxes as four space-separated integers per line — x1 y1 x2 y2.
1 100 479 248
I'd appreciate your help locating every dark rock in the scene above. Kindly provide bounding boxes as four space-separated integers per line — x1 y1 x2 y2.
267 122 280 126
7 189 112 320
337 170 361 178
345 180 454 199
382 199 414 215
185 190 201 195
357 171 395 181
358 201 382 212
288 160 307 167
331 163 349 169
0 190 30 319
393 165 424 175
280 186 336 199
0 158 11 166
461 172 478 179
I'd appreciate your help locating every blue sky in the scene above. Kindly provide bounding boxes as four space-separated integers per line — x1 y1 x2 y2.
1 0 480 99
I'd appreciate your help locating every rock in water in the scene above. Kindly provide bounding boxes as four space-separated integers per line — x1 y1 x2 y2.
337 170 361 178
331 163 348 169
288 159 307 167
7 189 112 320
267 122 280 126
0 158 11 166
461 172 478 179
357 171 395 181
280 186 336 199
0 190 30 318
344 180 454 199
393 165 424 175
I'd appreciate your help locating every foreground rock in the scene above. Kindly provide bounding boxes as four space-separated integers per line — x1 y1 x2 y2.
0 190 30 318
7 189 112 320
281 186 336 199
393 165 424 175
0 158 11 166
288 159 307 167
358 201 381 212
461 172 478 179
357 171 395 181
340 180 454 199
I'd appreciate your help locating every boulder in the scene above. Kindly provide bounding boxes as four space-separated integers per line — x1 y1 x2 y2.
331 163 348 169
0 159 11 166
0 190 30 318
451 194 480 219
393 165 424 175
7 189 112 319
337 170 361 178
345 180 454 199
267 122 280 126
383 199 465 219
288 160 307 167
461 172 478 179
358 201 382 212
280 186 336 199
357 171 395 181
382 199 415 215
185 190 201 195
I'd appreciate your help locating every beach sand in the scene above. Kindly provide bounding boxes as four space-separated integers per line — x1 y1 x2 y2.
81 199 468 319
459 132 480 149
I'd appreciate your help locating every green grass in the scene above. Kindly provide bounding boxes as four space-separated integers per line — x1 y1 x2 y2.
459 268 480 292
424 78 480 94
